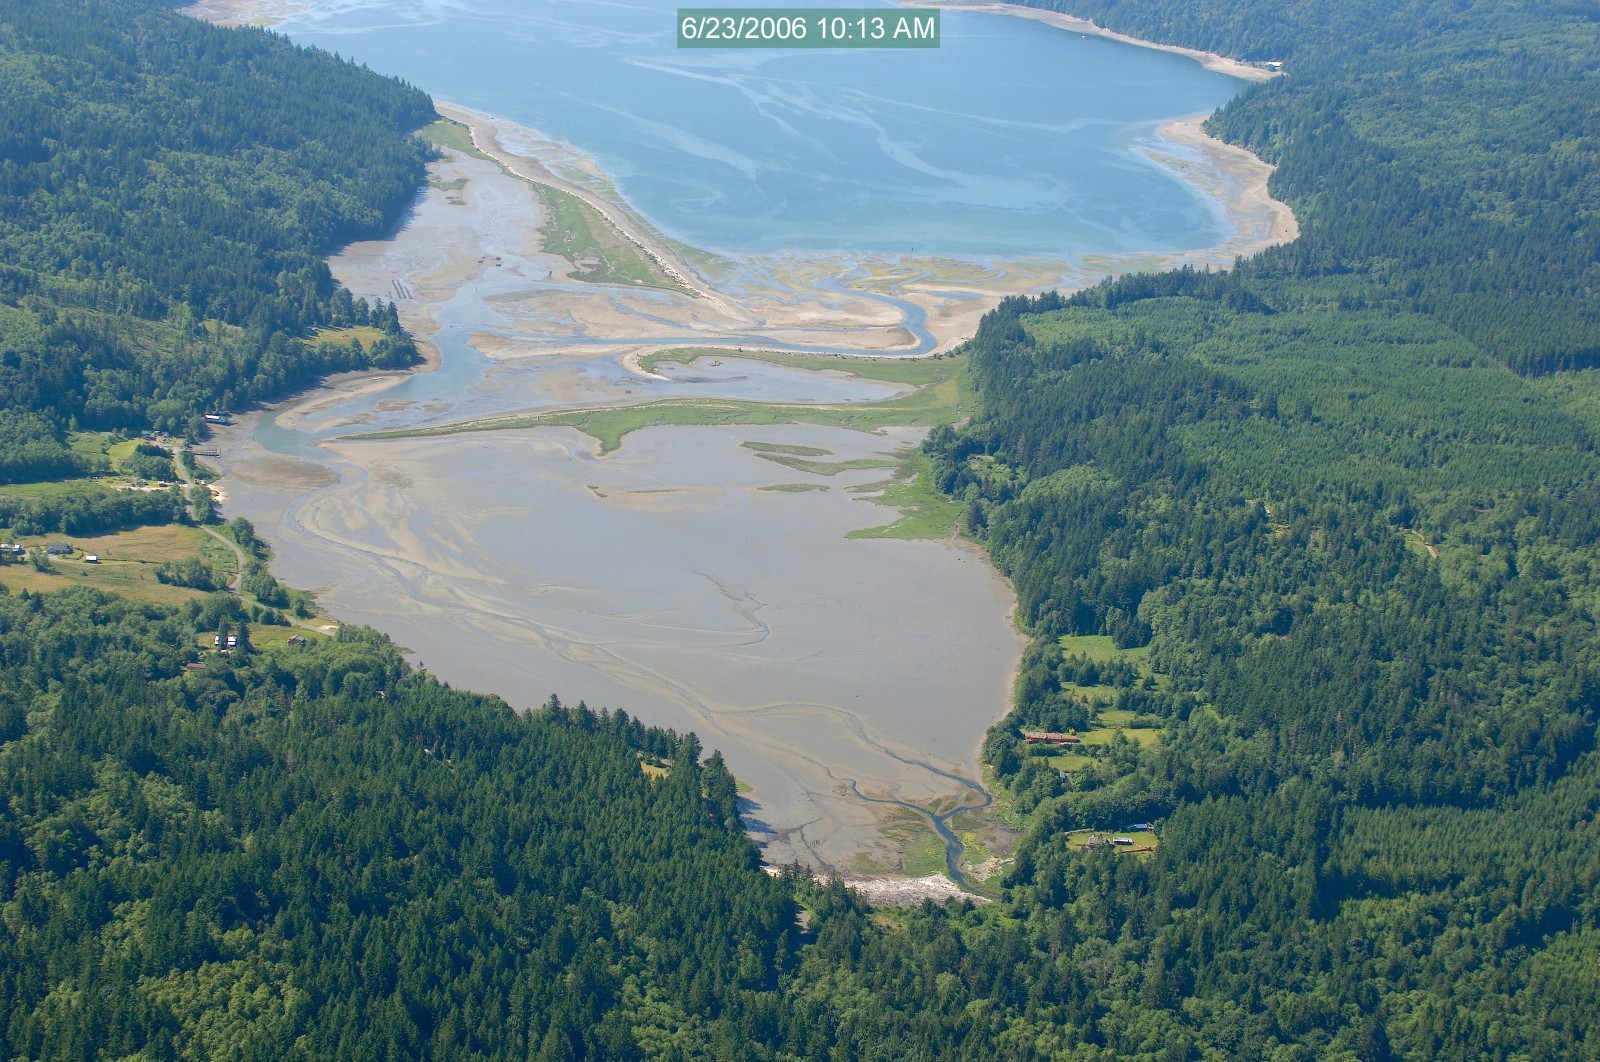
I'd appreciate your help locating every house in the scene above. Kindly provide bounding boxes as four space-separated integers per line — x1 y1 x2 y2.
1129 823 1155 832
1024 730 1082 745
83 555 99 564
203 412 232 424
0 543 22 555
45 542 73 556
1112 837 1134 846
211 635 239 648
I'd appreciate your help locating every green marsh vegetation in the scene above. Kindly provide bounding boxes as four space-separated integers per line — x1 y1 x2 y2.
362 349 974 539
533 185 686 291
418 116 491 161
360 349 972 454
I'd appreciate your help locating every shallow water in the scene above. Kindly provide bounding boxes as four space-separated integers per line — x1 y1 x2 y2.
278 0 1243 257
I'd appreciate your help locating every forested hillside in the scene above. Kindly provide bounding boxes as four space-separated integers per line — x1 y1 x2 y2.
0 587 801 1060
0 0 431 441
837 0 1600 1054
1018 0 1600 374
902 278 1600 1057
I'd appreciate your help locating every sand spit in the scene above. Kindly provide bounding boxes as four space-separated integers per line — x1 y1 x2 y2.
185 1 1298 372
433 103 717 305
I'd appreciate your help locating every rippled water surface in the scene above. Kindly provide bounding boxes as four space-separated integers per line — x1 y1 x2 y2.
279 0 1242 255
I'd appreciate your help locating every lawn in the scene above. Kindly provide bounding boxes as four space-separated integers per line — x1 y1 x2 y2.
1057 633 1153 668
1078 725 1163 750
1065 828 1160 853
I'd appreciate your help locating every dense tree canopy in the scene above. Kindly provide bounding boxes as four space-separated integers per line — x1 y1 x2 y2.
0 0 432 439
0 587 799 1061
853 0 1600 1050
1019 0 1600 373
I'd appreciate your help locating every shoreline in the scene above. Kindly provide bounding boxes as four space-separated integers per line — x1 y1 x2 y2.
430 103 723 308
185 0 1284 86
1156 114 1299 248
180 0 1296 896
903 0 1280 82
179 0 1300 348
417 100 1294 362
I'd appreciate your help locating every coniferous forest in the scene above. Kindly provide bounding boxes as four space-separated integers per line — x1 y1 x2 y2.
0 0 429 440
2 0 1598 1058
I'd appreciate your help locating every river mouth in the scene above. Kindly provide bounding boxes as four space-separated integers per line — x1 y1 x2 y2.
207 0 1295 880
215 135 1051 876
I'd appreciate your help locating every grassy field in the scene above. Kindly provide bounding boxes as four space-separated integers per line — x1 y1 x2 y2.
757 483 829 493
313 325 388 351
0 525 340 649
0 479 116 500
0 525 223 606
66 430 119 466
1044 751 1097 773
1057 633 1153 668
1080 708 1163 749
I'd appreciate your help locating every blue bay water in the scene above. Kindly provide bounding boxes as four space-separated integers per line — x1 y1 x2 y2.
280 0 1246 257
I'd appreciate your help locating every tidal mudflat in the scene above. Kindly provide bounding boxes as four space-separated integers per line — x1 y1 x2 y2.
199 0 1299 883
224 421 1023 871
213 134 1032 873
